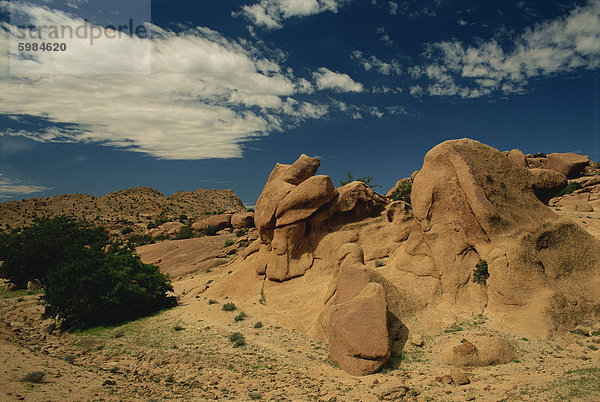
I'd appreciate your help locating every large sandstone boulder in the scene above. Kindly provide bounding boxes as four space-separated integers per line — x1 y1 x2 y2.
158 221 185 235
391 138 600 336
231 211 254 229
545 152 589 178
506 149 527 168
328 282 391 376
529 168 568 205
191 214 232 231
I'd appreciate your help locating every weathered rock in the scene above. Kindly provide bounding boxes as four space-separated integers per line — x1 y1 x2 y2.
255 154 320 231
5 283 17 292
328 282 391 375
231 211 254 229
335 181 387 220
545 152 590 178
26 279 42 291
391 138 600 336
409 333 424 347
441 337 516 366
158 221 186 235
449 369 471 385
191 214 231 231
275 175 337 227
575 202 594 212
529 168 568 205
377 385 409 400
506 149 527 168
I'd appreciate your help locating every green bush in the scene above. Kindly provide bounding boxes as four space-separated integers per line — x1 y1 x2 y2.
234 311 247 322
229 332 245 347
174 225 194 240
339 170 381 189
205 225 219 236
389 179 413 203
42 248 177 329
224 239 235 247
128 234 153 247
533 152 547 158
23 371 45 383
472 260 489 285
560 182 583 195
120 227 133 235
254 321 263 329
222 302 236 311
375 260 385 267
0 216 108 288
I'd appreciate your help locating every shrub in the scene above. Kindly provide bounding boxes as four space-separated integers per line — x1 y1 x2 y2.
42 247 177 330
389 179 413 203
560 182 583 195
533 152 547 158
174 225 194 240
173 324 185 331
375 260 385 268
23 371 45 383
234 311 247 322
120 227 133 235
229 332 245 347
205 225 219 236
339 170 381 188
128 234 153 247
208 299 218 305
472 260 489 285
222 302 236 311
0 216 108 288
254 321 263 329
235 229 247 238
224 239 235 247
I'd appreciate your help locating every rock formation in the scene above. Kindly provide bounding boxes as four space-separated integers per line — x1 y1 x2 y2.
226 138 600 375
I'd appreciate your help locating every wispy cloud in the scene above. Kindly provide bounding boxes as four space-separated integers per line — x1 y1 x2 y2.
313 67 364 92
0 3 341 160
236 0 351 30
0 174 50 198
416 0 600 98
351 50 402 75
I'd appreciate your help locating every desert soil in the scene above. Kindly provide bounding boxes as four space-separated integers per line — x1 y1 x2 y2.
1 211 599 401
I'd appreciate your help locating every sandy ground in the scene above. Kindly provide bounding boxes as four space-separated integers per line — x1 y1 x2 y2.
0 208 599 401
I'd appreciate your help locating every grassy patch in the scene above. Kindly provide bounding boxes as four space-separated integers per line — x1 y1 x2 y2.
229 332 246 348
538 367 600 399
234 311 247 322
0 288 43 299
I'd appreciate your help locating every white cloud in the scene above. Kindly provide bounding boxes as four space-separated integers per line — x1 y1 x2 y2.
0 3 333 160
389 1 398 15
236 0 350 30
351 50 402 75
418 0 600 98
0 173 50 198
313 67 364 92
409 85 424 97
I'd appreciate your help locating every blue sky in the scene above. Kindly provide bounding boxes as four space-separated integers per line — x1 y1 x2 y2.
1 0 599 207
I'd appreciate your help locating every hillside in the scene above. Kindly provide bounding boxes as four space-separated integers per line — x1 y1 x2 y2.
0 187 246 232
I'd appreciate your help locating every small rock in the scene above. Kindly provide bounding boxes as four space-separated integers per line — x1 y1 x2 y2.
410 333 424 347
377 385 409 400
450 369 470 385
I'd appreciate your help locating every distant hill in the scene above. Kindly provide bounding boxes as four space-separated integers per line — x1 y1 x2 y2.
0 187 246 232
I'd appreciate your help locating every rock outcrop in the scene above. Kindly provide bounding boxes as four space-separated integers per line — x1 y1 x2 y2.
391 139 600 336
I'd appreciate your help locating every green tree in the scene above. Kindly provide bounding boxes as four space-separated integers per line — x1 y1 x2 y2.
42 248 176 329
0 216 107 288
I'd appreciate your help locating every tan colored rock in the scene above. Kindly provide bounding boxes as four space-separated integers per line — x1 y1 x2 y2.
159 221 185 235
328 282 391 376
545 152 590 178
231 211 254 229
26 279 42 291
335 181 387 218
5 283 17 292
391 138 600 336
441 337 516 367
529 168 568 205
449 369 471 385
191 214 231 231
410 333 424 347
275 175 337 227
255 154 320 231
507 149 527 167
575 202 594 212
